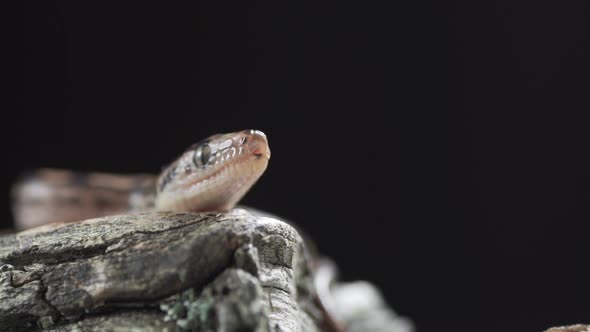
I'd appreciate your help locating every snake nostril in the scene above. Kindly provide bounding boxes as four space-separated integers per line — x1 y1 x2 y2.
252 143 270 160
253 147 265 158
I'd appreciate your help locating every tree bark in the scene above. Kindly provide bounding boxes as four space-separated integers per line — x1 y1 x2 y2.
0 209 413 332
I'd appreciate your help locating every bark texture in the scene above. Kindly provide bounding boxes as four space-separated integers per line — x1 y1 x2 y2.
0 209 413 332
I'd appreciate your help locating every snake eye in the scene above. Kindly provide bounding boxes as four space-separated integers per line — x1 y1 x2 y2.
193 143 212 167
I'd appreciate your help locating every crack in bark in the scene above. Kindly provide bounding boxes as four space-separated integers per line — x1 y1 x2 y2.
263 285 291 296
5 241 111 269
37 277 63 325
131 215 212 235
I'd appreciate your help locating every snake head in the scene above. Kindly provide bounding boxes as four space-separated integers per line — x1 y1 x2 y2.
155 129 270 212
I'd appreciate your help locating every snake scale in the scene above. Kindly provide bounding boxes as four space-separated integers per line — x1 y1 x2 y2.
10 129 344 332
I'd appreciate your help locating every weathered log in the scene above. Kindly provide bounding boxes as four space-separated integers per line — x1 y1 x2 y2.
0 209 413 332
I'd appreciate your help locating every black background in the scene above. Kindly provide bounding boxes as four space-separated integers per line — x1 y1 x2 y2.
11 1 590 331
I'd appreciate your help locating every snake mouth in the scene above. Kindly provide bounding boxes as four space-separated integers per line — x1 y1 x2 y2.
172 150 268 211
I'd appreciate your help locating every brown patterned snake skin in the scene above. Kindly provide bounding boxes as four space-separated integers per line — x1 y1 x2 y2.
12 129 270 230
10 129 344 332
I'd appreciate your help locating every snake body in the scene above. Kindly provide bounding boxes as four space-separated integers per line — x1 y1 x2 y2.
12 129 270 230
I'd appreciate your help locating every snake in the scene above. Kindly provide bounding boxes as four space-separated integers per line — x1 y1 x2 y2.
11 129 270 230
10 129 344 332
